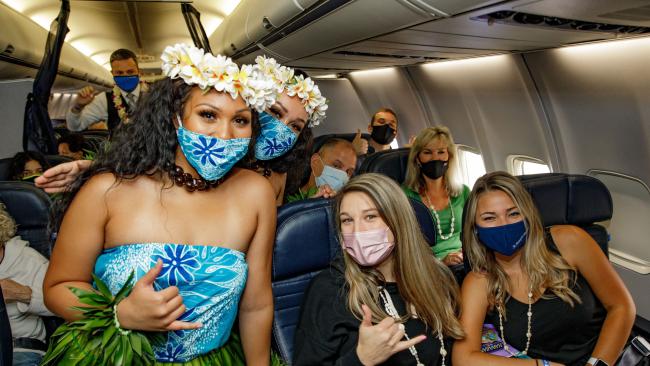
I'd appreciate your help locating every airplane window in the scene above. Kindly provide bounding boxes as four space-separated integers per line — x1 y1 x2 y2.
508 155 551 175
589 170 650 275
457 145 486 188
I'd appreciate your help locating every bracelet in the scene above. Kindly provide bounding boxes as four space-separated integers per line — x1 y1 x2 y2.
541 360 551 366
113 303 132 336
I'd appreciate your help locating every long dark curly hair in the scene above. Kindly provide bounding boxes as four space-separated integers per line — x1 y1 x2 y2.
52 77 259 231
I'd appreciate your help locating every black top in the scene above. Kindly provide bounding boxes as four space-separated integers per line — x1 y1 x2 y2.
293 261 449 366
484 234 606 366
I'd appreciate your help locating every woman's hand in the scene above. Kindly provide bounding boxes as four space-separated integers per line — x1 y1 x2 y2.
356 305 426 366
443 251 463 266
34 160 91 193
115 260 201 332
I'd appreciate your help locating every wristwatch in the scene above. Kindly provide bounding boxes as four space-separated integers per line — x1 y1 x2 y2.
587 357 609 366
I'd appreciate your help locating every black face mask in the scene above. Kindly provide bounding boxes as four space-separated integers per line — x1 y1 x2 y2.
370 124 396 145
420 160 448 180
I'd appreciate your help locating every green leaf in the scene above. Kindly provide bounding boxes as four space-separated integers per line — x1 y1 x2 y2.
102 325 116 348
91 273 114 299
130 332 143 356
114 271 135 302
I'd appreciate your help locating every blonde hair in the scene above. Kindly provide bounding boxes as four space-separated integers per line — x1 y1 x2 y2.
335 173 464 339
0 203 17 245
404 126 463 197
462 171 580 312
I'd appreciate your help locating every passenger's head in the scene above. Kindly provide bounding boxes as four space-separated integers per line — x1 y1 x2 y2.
462 171 579 307
335 173 463 338
310 138 356 191
110 48 140 92
368 107 398 146
0 202 17 246
9 151 49 182
405 126 463 196
58 133 85 160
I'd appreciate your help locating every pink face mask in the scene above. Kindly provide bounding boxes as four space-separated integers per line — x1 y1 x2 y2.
342 228 395 266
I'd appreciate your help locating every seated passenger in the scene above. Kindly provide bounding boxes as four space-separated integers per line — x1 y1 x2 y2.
287 138 356 202
355 107 399 155
402 126 469 267
453 171 635 366
42 44 277 365
0 203 53 366
293 173 463 365
9 151 50 183
57 133 85 160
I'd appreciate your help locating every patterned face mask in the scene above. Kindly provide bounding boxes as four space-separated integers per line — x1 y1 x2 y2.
254 111 298 160
176 115 250 181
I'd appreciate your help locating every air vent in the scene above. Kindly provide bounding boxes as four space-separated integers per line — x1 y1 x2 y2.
472 10 650 34
333 50 446 61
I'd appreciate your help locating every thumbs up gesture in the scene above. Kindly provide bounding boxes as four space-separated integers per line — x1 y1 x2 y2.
352 129 369 155
356 305 426 365
115 260 202 332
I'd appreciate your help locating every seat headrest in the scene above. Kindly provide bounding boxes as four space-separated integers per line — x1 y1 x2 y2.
274 198 340 282
0 181 51 257
518 173 612 226
311 133 371 154
0 154 72 181
358 148 411 184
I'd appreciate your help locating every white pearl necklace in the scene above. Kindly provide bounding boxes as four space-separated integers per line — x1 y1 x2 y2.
379 287 447 366
497 287 533 357
422 191 455 240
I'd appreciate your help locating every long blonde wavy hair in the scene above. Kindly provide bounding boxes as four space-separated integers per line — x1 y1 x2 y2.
0 203 17 245
335 173 464 339
404 126 463 197
462 171 580 312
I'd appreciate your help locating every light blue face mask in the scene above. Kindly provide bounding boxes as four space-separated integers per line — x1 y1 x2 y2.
315 155 349 192
176 115 250 181
254 111 298 160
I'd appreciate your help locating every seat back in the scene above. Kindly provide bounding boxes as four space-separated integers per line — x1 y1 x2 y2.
0 181 52 258
518 173 612 255
0 283 12 366
272 196 435 363
358 148 411 184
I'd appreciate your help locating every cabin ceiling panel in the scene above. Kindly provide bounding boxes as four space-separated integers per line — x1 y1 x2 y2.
288 56 409 70
513 0 650 27
373 29 551 52
336 41 497 59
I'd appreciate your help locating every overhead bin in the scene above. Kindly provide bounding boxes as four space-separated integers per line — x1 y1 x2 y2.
0 3 112 88
211 0 500 62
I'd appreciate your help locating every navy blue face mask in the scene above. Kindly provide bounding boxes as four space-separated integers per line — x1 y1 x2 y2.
114 75 140 92
475 220 528 256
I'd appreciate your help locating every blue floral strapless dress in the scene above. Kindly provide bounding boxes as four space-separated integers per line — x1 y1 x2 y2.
94 243 247 363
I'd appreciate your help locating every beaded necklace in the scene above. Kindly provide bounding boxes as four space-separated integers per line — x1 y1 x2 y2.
497 286 533 357
168 165 222 192
421 189 455 240
379 287 447 366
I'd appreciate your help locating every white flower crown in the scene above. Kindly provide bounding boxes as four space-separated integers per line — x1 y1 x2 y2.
160 44 276 112
255 55 328 127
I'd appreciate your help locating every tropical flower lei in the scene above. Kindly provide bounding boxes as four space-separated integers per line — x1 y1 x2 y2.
160 43 277 112
254 55 328 126
112 82 148 124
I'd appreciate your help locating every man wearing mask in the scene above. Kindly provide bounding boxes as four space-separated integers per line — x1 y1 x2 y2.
288 138 357 202
66 49 144 132
353 107 399 155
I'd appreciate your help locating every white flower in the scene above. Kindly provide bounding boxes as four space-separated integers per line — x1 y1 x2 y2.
160 44 185 79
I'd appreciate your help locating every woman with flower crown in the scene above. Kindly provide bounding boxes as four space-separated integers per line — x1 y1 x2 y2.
36 56 329 206
41 44 280 365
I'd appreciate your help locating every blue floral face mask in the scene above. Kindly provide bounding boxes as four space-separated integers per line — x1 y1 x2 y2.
176 115 250 181
475 220 528 256
254 111 298 160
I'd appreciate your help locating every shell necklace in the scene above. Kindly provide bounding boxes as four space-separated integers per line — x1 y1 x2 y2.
422 189 455 240
497 286 533 357
379 287 447 366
